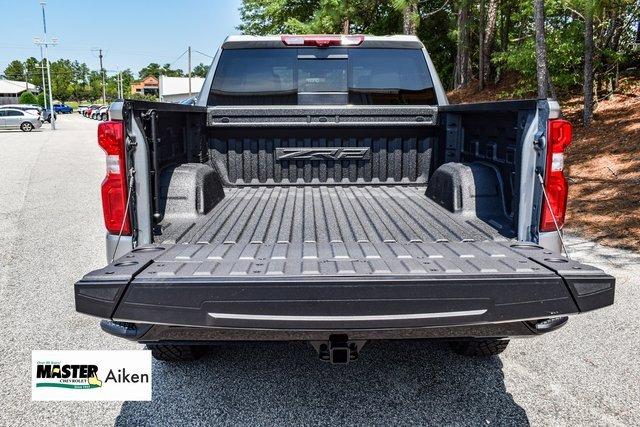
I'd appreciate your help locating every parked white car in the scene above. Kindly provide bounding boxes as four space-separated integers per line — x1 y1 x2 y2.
97 106 109 121
0 108 42 132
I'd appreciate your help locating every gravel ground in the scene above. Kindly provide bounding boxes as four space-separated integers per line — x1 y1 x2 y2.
1 115 638 426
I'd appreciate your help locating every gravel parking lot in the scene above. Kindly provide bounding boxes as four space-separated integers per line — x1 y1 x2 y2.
1 114 639 426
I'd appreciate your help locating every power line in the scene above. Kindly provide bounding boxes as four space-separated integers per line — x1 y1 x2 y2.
193 50 214 59
169 49 189 68
0 43 200 57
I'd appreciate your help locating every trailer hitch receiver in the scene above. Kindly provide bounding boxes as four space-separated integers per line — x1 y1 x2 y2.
310 335 366 364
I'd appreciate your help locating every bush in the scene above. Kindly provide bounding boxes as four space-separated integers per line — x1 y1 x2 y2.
36 92 46 107
19 91 38 105
127 92 158 102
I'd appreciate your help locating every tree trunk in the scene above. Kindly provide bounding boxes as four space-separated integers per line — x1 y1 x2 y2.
342 0 350 34
496 0 511 84
533 0 549 99
583 7 594 126
501 0 511 52
482 0 499 83
454 1 471 89
342 18 350 34
403 2 418 35
479 0 485 90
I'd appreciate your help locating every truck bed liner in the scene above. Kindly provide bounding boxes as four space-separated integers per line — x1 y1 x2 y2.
158 185 511 247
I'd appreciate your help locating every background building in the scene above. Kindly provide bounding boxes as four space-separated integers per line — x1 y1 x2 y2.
159 76 205 103
0 79 38 105
130 76 159 96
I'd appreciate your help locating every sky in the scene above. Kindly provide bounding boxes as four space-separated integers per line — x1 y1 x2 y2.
0 0 243 78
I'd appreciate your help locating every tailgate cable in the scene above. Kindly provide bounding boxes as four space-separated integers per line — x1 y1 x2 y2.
536 172 571 260
111 168 136 263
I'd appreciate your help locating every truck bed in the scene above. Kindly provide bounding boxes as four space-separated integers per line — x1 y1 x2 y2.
74 100 614 336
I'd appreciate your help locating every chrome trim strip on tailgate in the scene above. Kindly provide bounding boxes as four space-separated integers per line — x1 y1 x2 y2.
208 309 487 322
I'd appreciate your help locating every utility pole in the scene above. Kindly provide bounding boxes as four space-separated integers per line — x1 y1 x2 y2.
117 69 123 99
38 45 47 110
34 1 57 130
99 49 106 104
188 46 192 98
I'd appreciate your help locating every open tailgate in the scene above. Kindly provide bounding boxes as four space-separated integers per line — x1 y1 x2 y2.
75 241 614 330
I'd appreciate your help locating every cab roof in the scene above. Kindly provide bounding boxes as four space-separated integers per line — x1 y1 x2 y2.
221 34 424 50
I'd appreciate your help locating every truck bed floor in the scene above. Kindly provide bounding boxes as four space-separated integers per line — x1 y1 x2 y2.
147 186 522 277
158 185 509 246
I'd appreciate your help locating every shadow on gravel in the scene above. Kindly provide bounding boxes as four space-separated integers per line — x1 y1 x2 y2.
116 340 528 426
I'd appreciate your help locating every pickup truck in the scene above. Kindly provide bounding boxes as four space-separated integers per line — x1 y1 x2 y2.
53 103 73 114
75 35 615 364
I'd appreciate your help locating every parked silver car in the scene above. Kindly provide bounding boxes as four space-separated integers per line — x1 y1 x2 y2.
0 108 43 132
1 104 42 118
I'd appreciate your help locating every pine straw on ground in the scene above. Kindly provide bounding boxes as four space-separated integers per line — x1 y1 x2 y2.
448 77 640 251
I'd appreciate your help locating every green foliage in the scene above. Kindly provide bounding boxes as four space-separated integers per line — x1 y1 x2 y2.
49 59 75 102
239 0 403 35
138 63 184 79
287 0 352 33
138 63 161 79
68 61 91 101
416 0 456 89
238 0 321 34
492 0 639 94
87 71 103 101
5 0 637 103
24 57 43 88
238 0 640 93
192 63 210 78
492 0 582 93
286 0 405 34
127 92 159 102
5 54 182 103
104 69 134 101
36 92 46 107
3 60 25 80
19 91 38 105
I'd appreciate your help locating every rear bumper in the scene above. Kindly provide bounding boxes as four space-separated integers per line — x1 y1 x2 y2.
101 318 568 343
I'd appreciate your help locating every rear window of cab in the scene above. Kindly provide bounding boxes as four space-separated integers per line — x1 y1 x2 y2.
208 48 437 106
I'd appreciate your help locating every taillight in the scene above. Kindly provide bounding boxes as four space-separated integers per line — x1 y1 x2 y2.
98 121 131 235
540 119 572 232
281 35 364 47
